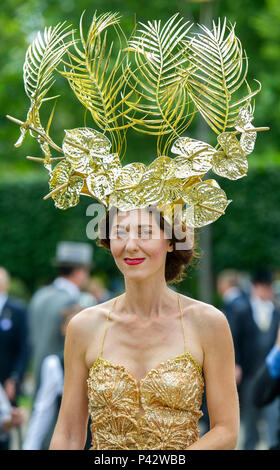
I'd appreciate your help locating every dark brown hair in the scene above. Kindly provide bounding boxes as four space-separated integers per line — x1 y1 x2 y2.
96 205 199 284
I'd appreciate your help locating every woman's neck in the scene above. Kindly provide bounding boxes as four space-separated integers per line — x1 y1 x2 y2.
120 277 178 320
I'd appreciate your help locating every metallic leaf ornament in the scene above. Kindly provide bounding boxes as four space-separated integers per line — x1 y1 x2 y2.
181 180 231 228
171 138 214 177
7 11 268 233
48 160 84 209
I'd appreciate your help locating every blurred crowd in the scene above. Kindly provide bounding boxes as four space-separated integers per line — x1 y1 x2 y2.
0 241 116 450
0 241 280 450
215 268 280 450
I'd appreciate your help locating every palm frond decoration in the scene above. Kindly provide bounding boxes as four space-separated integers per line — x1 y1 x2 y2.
182 18 261 135
125 13 195 156
23 22 74 105
59 11 135 159
15 22 74 165
7 11 268 228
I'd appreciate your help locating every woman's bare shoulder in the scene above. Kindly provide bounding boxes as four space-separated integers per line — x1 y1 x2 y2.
66 296 121 337
179 293 228 330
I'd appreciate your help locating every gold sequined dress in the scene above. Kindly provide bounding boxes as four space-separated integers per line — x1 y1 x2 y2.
87 293 204 450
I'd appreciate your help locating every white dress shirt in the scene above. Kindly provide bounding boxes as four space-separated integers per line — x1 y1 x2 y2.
52 277 80 300
53 277 97 308
0 384 12 441
223 286 243 304
22 355 64 450
0 292 8 317
249 294 274 331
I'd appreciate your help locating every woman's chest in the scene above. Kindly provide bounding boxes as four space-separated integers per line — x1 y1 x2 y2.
86 314 203 377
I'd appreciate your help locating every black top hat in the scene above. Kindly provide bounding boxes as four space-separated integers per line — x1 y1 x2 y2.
252 269 273 285
52 241 93 268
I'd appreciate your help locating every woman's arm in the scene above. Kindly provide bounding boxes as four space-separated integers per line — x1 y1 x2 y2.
187 307 239 450
49 313 90 450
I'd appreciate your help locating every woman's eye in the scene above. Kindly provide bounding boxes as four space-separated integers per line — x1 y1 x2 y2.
140 230 152 237
117 230 127 236
114 229 152 238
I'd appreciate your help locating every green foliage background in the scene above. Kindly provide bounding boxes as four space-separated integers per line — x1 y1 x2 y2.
0 0 280 298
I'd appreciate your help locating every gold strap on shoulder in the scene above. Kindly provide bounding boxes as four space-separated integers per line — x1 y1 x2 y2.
99 297 118 358
177 293 188 354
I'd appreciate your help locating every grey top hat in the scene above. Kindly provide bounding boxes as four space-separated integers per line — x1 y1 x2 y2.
53 241 93 268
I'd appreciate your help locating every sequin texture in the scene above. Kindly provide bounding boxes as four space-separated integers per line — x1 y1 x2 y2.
87 353 204 450
87 295 204 450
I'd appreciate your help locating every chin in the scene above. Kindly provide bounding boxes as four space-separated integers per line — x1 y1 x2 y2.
123 270 147 280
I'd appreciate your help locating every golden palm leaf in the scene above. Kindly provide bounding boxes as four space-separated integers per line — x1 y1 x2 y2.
125 13 194 155
183 18 261 134
14 22 74 167
59 11 135 158
23 22 74 105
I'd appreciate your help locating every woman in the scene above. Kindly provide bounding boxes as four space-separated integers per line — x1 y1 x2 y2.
49 205 239 450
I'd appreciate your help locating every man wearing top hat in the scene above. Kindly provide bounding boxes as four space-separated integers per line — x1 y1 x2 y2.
28 241 95 396
228 269 280 449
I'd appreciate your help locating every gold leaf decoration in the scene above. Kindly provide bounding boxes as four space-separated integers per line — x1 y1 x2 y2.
234 105 257 155
86 153 122 205
135 157 182 207
59 11 134 157
181 181 231 227
48 160 84 209
16 22 74 169
8 11 267 230
86 174 114 206
171 137 214 177
125 14 194 155
183 19 260 134
108 163 147 211
102 154 122 179
212 150 248 180
212 132 248 180
63 127 111 175
63 127 111 158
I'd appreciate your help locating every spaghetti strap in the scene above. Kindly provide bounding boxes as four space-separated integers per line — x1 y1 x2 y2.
177 293 188 354
98 294 187 358
98 297 118 359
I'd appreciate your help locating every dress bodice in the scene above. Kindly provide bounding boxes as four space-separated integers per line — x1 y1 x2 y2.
87 294 204 450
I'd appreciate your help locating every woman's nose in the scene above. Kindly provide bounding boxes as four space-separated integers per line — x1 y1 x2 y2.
125 233 139 252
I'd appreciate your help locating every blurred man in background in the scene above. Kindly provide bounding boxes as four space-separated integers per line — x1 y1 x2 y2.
86 275 111 304
217 269 249 386
0 383 25 450
0 266 29 449
22 303 82 450
252 323 280 449
227 269 280 449
28 241 95 395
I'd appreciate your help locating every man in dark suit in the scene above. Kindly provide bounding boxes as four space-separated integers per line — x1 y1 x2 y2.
217 269 249 388
28 241 94 395
227 269 280 449
252 323 280 450
0 267 29 449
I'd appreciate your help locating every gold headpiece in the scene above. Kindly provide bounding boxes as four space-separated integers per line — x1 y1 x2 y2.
7 11 268 228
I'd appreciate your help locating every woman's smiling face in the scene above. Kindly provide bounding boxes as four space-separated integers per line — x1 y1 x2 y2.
109 208 173 281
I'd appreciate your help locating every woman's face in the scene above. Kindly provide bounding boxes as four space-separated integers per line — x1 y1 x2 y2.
109 208 173 281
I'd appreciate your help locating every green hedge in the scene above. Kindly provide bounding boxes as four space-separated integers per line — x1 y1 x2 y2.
212 167 280 273
0 177 116 293
0 166 279 297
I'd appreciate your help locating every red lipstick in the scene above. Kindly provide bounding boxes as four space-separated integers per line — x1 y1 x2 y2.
124 258 145 265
